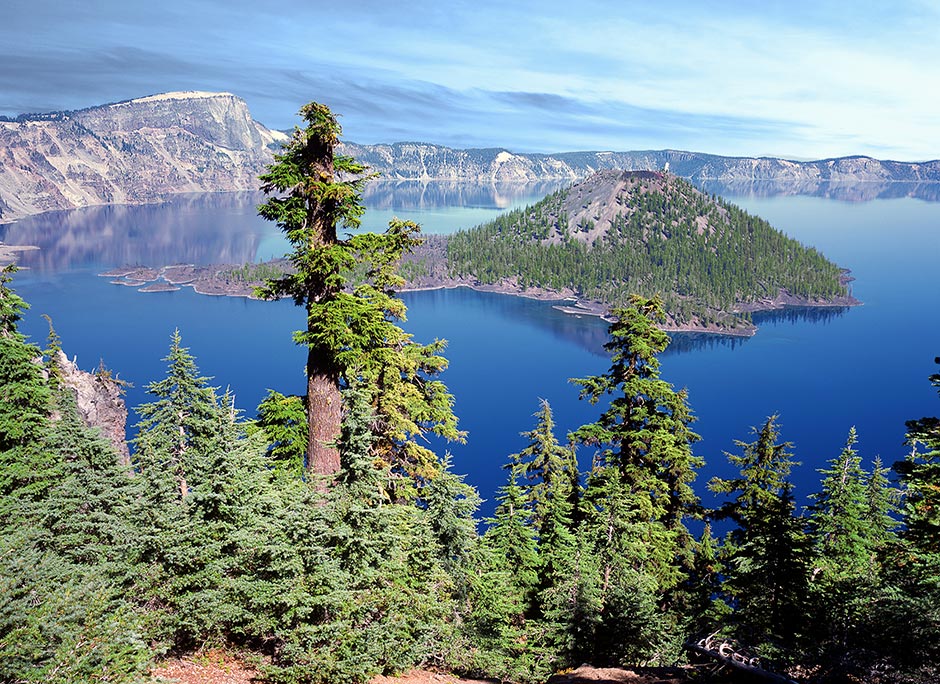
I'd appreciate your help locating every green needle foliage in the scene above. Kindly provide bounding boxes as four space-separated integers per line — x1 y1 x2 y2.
257 103 462 489
897 357 940 554
252 390 308 478
6 122 940 681
709 416 810 658
508 399 578 535
571 295 702 592
447 171 849 328
0 271 150 683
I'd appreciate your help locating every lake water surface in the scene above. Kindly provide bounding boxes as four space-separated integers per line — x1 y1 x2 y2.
3 181 938 514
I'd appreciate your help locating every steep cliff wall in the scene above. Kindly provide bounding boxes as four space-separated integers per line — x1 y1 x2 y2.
340 142 940 185
3 91 939 223
0 91 286 223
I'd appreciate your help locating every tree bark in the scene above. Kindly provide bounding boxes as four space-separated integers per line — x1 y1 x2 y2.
303 133 341 482
307 355 341 482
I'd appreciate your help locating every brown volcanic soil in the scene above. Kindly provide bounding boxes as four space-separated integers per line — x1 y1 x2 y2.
149 650 260 683
148 657 700 684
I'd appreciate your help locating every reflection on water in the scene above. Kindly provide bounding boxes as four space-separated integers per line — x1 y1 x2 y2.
0 182 567 273
0 193 270 273
751 305 851 327
361 180 568 211
699 179 940 203
407 288 778 358
8 186 936 517
404 288 613 358
491 303 851 358
665 331 750 355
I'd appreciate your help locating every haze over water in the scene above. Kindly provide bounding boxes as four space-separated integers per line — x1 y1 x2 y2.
3 181 938 515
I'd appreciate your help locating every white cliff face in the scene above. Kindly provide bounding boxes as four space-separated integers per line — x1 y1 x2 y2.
0 92 285 223
340 142 940 186
3 91 939 223
55 350 130 466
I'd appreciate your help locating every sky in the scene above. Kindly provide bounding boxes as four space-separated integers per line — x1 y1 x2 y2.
2 0 938 161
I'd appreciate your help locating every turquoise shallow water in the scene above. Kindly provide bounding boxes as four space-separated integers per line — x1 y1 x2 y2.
3 185 939 515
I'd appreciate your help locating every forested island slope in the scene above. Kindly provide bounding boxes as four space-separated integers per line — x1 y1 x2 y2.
445 170 856 333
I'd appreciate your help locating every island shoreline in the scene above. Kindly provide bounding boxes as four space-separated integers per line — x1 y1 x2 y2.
98 264 860 339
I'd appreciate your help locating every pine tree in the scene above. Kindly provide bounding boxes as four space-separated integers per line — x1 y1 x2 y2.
804 428 901 678
483 475 539 601
252 390 307 478
863 455 899 555
507 399 577 536
0 274 149 683
709 416 810 654
571 295 702 595
130 331 244 648
861 359 940 683
343 220 464 490
267 384 461 683
895 357 940 554
534 458 593 668
0 265 50 481
809 427 871 578
422 452 481 580
256 102 369 478
577 462 683 666
257 103 462 488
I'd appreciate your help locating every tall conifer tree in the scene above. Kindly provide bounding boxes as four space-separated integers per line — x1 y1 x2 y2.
257 104 461 486
509 399 578 537
571 295 702 592
256 103 367 478
896 357 940 554
809 427 871 578
709 416 809 653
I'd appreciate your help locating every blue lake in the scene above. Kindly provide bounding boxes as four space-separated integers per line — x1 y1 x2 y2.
2 182 939 515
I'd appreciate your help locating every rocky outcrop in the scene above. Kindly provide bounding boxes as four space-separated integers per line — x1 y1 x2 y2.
0 91 286 223
55 350 130 465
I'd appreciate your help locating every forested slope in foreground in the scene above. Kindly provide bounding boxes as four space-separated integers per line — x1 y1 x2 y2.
2 267 939 684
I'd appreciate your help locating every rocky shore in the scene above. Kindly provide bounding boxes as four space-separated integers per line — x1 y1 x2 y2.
99 263 267 298
99 256 859 339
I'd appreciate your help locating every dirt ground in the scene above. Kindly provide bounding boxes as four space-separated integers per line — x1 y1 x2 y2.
149 654 695 684
149 650 260 684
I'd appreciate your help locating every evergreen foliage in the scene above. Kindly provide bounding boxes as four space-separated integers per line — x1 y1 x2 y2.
896 357 940 553
252 389 308 477
709 416 810 657
508 399 578 535
5 125 940 684
0 274 150 683
571 295 702 593
257 103 462 488
0 265 50 462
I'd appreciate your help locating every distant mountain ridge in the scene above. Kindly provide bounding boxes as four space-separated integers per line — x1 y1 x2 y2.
2 90 939 223
340 141 940 185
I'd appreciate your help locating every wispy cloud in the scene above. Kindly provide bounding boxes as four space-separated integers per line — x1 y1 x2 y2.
2 0 937 160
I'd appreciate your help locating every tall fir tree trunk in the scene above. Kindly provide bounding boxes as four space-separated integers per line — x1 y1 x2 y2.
303 134 341 480
306 351 341 479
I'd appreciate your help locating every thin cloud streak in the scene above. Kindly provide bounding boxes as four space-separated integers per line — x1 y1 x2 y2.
1 1 937 160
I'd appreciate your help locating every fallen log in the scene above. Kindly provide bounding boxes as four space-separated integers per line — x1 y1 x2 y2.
684 635 798 684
